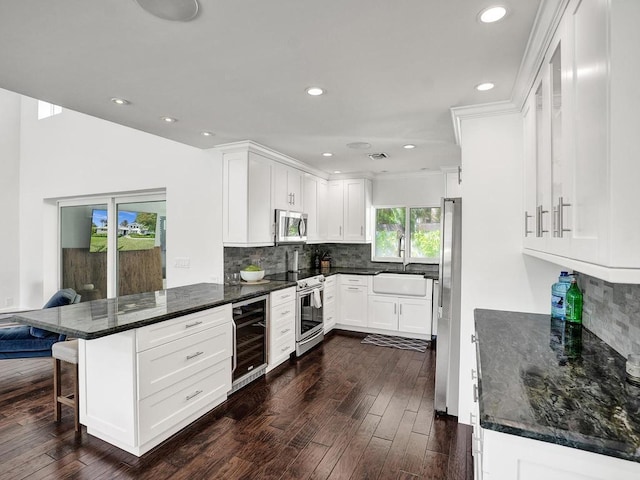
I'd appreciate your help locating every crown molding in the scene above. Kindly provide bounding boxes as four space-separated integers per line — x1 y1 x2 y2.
450 0 570 146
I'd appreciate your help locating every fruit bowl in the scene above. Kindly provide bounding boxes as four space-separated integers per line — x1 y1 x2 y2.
240 269 265 282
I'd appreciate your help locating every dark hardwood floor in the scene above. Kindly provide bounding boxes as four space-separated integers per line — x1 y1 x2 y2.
0 333 472 479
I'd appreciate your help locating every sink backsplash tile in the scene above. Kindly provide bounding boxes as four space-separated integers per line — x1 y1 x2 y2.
223 243 438 279
580 272 640 358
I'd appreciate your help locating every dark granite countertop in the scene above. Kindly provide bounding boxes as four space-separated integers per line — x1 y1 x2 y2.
12 281 295 340
475 308 640 463
267 267 439 281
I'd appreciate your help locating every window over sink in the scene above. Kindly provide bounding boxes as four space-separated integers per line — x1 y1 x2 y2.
372 206 441 264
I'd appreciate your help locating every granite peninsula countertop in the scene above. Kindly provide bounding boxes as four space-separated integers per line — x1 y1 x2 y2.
475 309 640 463
12 281 295 340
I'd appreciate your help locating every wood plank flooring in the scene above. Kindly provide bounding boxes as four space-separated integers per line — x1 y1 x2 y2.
0 333 472 479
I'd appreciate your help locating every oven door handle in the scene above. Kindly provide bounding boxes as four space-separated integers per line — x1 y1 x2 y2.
298 328 323 346
231 319 237 373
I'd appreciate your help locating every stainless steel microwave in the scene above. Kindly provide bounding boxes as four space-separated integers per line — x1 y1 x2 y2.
275 210 308 245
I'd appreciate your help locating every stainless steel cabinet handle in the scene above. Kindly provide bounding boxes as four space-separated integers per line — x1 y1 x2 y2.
231 319 237 373
185 320 203 328
281 328 290 335
186 390 203 401
557 196 572 237
524 211 533 237
470 412 477 425
281 310 291 316
400 304 403 315
471 369 477 380
536 204 549 237
281 346 289 353
471 334 477 343
186 351 204 360
347 287 359 291
339 225 342 236
473 384 478 403
360 225 363 236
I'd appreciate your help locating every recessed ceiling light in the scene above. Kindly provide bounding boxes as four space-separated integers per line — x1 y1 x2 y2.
479 6 507 23
476 82 495 91
333 170 341 174
161 116 177 123
403 144 416 149
306 87 325 96
347 142 371 149
201 131 214 137
322 152 333 157
111 97 129 105
135 0 199 22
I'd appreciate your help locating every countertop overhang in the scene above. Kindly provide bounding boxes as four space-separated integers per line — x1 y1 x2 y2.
475 308 640 463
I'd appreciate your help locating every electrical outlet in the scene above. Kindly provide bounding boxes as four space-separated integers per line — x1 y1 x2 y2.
174 257 191 268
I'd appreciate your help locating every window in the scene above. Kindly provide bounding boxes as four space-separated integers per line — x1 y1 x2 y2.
372 206 441 263
37 100 62 120
59 193 166 300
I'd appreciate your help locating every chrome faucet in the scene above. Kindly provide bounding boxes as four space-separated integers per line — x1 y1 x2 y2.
399 234 409 271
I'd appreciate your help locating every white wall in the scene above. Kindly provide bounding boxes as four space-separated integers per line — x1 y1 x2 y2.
0 89 22 312
457 111 559 423
373 171 444 206
18 97 224 307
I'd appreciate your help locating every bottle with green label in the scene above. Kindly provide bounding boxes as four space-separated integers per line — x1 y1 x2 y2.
565 278 583 324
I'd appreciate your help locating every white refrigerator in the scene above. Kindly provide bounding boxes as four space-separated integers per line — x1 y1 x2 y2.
434 197 462 416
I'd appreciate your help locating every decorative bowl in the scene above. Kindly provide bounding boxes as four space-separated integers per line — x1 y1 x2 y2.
240 270 265 282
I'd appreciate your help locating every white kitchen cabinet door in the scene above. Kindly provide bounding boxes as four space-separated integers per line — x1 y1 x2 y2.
339 284 367 328
222 151 273 247
327 180 344 241
367 295 398 330
444 167 462 198
303 175 328 243
273 162 304 211
326 179 371 243
398 298 431 335
343 179 367 242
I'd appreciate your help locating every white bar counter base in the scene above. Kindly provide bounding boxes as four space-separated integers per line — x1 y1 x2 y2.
78 304 232 456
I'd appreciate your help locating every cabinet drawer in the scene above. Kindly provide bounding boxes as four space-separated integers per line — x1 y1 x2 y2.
137 304 232 352
138 360 231 445
324 289 337 303
340 275 367 287
270 332 295 366
138 323 231 399
324 276 337 287
270 305 295 344
271 287 296 307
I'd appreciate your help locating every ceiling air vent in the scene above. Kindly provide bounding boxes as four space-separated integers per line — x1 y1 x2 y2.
368 152 388 160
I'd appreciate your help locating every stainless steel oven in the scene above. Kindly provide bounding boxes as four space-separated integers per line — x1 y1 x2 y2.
296 275 325 356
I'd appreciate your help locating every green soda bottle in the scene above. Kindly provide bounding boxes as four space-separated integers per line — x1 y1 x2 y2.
565 278 583 324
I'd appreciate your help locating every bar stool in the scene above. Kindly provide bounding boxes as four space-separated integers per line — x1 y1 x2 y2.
52 339 80 432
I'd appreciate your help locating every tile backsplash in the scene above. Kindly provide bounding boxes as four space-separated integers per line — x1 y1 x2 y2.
223 243 439 278
580 273 640 358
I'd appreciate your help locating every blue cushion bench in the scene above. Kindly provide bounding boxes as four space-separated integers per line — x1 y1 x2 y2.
0 289 81 359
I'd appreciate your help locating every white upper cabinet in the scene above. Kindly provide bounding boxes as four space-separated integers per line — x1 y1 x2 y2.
443 167 462 198
303 174 327 243
219 141 323 247
523 0 640 282
272 162 304 211
222 150 274 247
327 179 372 243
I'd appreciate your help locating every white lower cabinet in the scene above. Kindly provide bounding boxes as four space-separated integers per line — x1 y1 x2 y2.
338 275 368 328
367 295 432 337
482 428 640 480
79 304 233 456
268 287 296 372
323 276 337 333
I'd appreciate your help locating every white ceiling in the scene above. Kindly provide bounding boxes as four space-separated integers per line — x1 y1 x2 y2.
0 0 541 175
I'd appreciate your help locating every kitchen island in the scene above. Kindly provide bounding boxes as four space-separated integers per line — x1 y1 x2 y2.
11 281 295 456
474 309 640 479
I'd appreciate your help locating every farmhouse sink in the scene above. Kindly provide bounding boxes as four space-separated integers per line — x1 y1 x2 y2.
372 273 427 296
